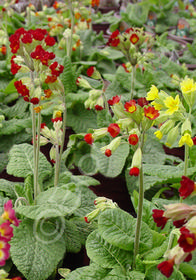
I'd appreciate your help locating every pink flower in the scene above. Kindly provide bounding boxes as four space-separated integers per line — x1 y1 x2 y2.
2 200 20 227
0 221 13 241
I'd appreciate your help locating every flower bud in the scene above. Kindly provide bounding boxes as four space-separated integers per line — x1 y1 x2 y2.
185 216 196 234
86 66 101 80
89 89 102 100
84 208 100 223
100 136 121 156
93 127 108 140
131 147 142 171
76 77 91 89
164 203 193 221
49 146 56 163
94 197 107 206
165 125 179 147
181 118 192 135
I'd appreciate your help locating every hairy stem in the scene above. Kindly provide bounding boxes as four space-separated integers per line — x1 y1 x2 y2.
131 65 135 99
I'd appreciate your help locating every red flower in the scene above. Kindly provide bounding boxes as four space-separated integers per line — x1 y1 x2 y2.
192 136 196 145
49 61 64 77
137 97 149 107
84 216 90 223
0 45 6 55
30 97 40 105
11 62 21 75
40 123 46 129
184 253 192 262
21 31 33 44
108 123 120 138
178 227 196 252
130 33 139 44
84 133 94 145
157 259 174 278
107 30 120 47
152 209 168 229
45 75 57 84
129 167 140 176
45 35 56 46
91 0 100 7
31 28 47 41
94 105 103 111
124 100 137 113
173 218 187 228
179 176 195 199
51 117 62 123
128 134 139 145
87 66 95 77
108 95 121 105
144 106 159 120
105 149 112 157
122 63 130 73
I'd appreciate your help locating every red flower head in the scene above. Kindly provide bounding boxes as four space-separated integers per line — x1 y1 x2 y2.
173 218 187 228
124 100 137 113
21 31 33 44
87 66 95 77
11 62 21 75
94 105 104 111
137 97 149 107
0 221 13 241
84 133 94 145
30 97 40 105
49 62 64 77
179 176 196 199
157 259 174 278
2 200 20 227
0 45 6 55
107 30 120 47
45 35 56 46
105 149 112 157
130 33 139 44
108 95 121 106
51 117 62 123
152 209 168 229
192 136 196 145
40 123 46 129
178 227 196 252
84 216 90 223
128 134 139 145
108 123 120 138
91 0 100 7
122 63 130 73
129 167 140 176
184 253 192 262
144 106 159 120
45 75 57 84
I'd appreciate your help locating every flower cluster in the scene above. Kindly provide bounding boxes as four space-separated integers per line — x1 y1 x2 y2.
152 175 196 278
84 93 160 176
0 200 20 266
9 28 64 110
107 27 153 67
152 77 196 148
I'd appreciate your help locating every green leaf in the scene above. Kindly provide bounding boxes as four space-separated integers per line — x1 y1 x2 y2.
98 208 153 253
64 263 109 280
0 118 31 136
7 143 52 179
64 220 81 253
86 230 132 269
10 218 66 280
0 179 17 199
103 266 129 279
0 153 8 173
128 270 145 280
16 188 81 219
58 268 71 278
61 55 77 94
71 218 96 246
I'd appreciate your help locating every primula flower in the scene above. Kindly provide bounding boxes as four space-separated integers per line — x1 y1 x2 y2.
173 218 187 228
84 133 94 145
179 133 193 147
179 176 196 199
146 85 159 100
128 134 139 145
130 33 139 44
164 95 180 115
51 117 62 123
87 66 95 77
91 0 100 7
30 97 40 105
44 35 56 46
180 77 196 95
94 105 103 111
105 149 112 157
192 136 196 145
107 30 120 47
108 123 120 138
154 130 163 140
152 209 168 229
137 97 148 107
157 259 174 278
122 63 130 73
108 95 121 105
144 106 159 120
0 221 13 241
2 200 20 227
129 167 140 176
0 247 10 266
0 45 6 55
124 100 137 113
178 227 196 252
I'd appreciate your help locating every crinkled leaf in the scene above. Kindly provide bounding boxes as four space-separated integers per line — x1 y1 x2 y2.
98 208 153 253
0 179 17 199
61 56 77 94
16 188 81 219
0 153 8 173
7 143 52 179
86 230 132 269
64 219 81 253
0 118 31 136
10 218 66 280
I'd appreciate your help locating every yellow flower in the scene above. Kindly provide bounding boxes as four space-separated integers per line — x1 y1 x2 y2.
146 85 159 101
164 95 180 115
154 130 163 140
180 78 196 95
151 101 163 110
179 133 193 147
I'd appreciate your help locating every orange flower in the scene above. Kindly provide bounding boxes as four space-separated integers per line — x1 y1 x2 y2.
144 106 159 120
130 33 139 44
91 0 100 7
124 100 137 113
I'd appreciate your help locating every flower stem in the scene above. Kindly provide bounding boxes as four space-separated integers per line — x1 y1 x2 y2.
131 65 135 99
133 164 144 268
67 0 74 57
181 144 189 202
34 111 42 198
31 105 37 200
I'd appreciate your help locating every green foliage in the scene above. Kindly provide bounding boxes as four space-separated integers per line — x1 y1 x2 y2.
61 56 77 95
10 218 66 280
